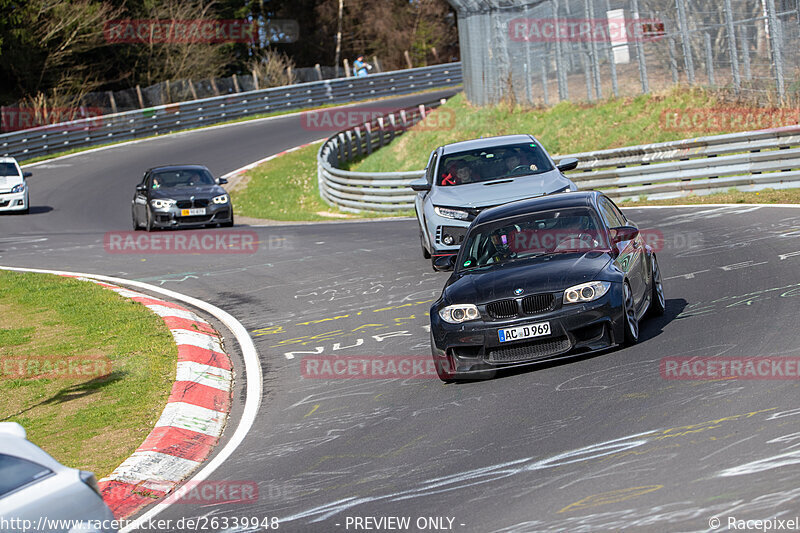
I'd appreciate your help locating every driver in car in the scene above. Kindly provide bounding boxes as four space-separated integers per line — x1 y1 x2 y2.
505 152 536 175
487 231 516 264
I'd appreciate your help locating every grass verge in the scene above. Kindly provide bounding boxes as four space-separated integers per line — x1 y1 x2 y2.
0 271 176 478
618 187 800 206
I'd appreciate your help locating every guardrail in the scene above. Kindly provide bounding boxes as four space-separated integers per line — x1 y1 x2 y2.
317 102 444 211
1 63 462 162
318 119 800 212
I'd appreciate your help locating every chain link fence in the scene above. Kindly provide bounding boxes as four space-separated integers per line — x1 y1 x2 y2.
451 0 799 106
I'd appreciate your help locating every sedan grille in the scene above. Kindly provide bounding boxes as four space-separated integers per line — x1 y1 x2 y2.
522 294 555 314
488 337 571 363
176 199 209 209
486 299 518 319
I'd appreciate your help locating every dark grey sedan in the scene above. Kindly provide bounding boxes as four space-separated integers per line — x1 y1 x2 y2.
132 165 234 231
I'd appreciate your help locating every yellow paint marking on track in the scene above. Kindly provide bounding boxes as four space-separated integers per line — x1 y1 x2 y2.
558 485 664 513
304 404 320 418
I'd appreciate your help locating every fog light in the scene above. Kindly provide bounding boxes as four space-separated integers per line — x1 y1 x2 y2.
443 235 454 245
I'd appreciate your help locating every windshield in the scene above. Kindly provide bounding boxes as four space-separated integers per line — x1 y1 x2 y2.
151 169 216 189
0 163 20 177
458 207 608 270
437 142 553 186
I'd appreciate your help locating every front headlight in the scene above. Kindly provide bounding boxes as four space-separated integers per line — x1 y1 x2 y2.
563 281 611 304
150 199 176 209
212 194 229 204
439 304 480 324
11 183 25 194
434 206 469 220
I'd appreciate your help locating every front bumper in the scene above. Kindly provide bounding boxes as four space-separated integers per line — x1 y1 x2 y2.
0 190 27 211
150 203 232 228
430 284 625 376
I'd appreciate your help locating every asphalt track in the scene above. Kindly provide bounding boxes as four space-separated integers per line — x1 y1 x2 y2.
2 89 800 532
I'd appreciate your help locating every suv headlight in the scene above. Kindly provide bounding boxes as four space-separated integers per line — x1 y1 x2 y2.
434 206 469 220
11 183 25 194
150 199 176 209
212 194 229 204
439 304 480 324
563 281 611 304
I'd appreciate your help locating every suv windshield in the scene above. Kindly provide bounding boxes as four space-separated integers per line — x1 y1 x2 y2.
437 142 553 186
151 169 215 189
0 163 20 177
458 207 608 270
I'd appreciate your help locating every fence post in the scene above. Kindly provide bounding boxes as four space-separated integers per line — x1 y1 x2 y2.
676 0 695 84
604 0 619 97
404 50 413 69
232 74 240 93
107 91 117 114
551 0 568 101
210 78 220 96
343 59 351 77
372 56 382 73
631 0 649 94
377 117 385 147
541 57 550 106
668 37 679 84
765 0 785 101
314 64 323 80
723 0 741 94
582 50 593 101
135 85 144 108
585 0 602 100
364 122 373 154
739 26 752 81
252 70 259 90
704 32 715 85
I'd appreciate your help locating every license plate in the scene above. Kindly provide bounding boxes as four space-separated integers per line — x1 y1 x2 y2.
181 208 206 216
498 322 551 343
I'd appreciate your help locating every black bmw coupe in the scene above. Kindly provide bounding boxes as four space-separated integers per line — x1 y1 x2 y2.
429 190 665 382
132 164 234 231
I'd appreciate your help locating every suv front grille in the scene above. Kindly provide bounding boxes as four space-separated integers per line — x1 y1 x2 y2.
486 299 518 319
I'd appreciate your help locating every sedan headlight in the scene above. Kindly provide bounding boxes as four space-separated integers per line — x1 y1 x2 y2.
11 183 25 194
563 281 611 304
439 304 480 324
150 199 176 209
434 206 469 220
212 194 229 205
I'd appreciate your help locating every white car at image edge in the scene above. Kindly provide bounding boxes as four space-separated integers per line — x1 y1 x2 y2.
0 156 31 214
0 422 118 532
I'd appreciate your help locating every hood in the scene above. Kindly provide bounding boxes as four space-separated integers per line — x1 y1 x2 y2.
150 185 225 200
430 169 572 208
0 175 23 193
444 251 612 303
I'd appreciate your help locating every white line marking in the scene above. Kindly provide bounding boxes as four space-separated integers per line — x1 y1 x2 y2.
0 265 262 533
146 304 204 322
175 361 232 391
171 329 223 352
154 402 228 436
109 451 202 485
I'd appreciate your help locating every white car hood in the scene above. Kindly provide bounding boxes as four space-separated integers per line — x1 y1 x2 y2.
429 169 573 208
0 175 23 193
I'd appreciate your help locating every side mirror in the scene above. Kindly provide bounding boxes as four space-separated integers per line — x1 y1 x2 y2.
557 157 579 172
217 178 228 185
433 255 457 272
410 178 431 192
136 184 146 193
610 225 639 244
22 171 32 179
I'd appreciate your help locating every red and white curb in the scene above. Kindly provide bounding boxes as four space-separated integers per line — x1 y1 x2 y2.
62 276 234 519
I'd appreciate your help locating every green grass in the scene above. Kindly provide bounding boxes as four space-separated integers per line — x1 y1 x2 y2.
350 88 755 173
618 187 800 206
0 271 176 478
230 143 415 220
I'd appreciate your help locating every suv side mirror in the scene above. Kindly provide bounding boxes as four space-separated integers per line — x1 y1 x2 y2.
610 225 639 244
136 184 146 193
22 171 32 179
433 255 456 272
217 177 228 185
410 178 431 192
556 158 579 172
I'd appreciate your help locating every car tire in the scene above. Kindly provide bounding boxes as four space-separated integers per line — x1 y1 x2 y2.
648 254 666 317
132 208 141 230
420 231 431 259
145 209 154 232
623 280 639 345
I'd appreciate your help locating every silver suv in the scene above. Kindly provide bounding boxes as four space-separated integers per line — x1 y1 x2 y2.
411 134 578 266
